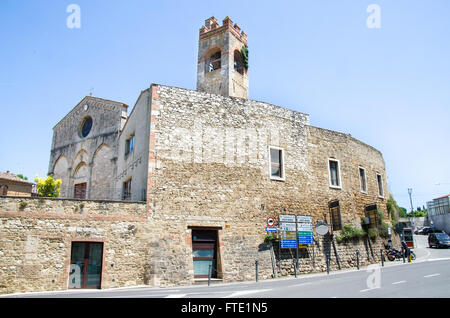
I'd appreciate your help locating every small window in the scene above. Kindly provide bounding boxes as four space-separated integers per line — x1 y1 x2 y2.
80 116 93 138
123 179 132 201
329 200 342 231
233 50 244 75
269 147 285 181
207 51 221 72
365 204 378 228
359 167 367 193
328 159 341 188
125 135 135 156
376 173 384 198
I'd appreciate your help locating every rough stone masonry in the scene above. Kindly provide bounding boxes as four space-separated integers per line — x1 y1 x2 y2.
0 16 397 294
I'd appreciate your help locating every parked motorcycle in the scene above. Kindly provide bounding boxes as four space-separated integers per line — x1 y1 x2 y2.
385 244 416 261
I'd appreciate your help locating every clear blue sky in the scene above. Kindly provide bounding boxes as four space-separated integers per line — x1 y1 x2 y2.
1 0 449 210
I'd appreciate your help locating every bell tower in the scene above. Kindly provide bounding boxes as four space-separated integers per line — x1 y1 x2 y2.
196 16 249 99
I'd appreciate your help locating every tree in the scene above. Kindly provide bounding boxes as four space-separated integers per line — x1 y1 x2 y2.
35 174 62 198
16 174 28 180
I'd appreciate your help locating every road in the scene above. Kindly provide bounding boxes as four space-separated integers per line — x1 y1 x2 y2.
2 235 450 298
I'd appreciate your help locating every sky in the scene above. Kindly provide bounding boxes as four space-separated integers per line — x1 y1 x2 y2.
0 0 449 210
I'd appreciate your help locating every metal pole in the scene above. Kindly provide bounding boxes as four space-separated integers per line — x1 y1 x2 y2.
356 250 360 270
380 249 384 267
295 215 299 274
326 253 330 275
408 188 414 230
208 264 212 286
255 260 259 282
294 259 297 278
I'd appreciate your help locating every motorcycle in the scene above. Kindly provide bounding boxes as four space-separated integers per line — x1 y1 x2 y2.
385 246 416 261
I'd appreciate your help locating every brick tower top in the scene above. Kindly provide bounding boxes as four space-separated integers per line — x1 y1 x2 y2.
196 16 249 99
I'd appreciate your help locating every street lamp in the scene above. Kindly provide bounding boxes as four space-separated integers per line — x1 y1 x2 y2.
408 188 414 229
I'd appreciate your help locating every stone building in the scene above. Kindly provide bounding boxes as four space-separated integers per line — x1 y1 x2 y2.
48 96 128 200
0 16 396 294
0 171 34 197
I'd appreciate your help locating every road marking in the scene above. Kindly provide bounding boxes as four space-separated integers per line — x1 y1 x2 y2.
359 287 380 293
392 281 406 285
424 273 440 278
289 282 312 288
223 289 272 298
165 294 187 298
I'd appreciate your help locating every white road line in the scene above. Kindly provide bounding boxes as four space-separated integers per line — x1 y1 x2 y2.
165 294 187 298
424 273 440 278
392 281 407 285
289 282 312 288
359 287 380 293
223 289 272 298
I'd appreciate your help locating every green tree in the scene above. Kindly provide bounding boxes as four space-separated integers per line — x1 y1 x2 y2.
16 174 28 180
34 174 62 198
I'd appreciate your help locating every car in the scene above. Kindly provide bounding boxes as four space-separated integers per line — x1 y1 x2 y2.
428 232 450 248
422 227 439 235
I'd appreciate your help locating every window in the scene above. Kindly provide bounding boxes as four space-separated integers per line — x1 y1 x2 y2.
365 204 378 228
359 166 367 193
329 200 342 231
207 51 221 72
80 116 93 138
122 179 132 201
125 135 135 156
328 159 341 188
376 173 384 198
269 147 285 181
233 50 244 75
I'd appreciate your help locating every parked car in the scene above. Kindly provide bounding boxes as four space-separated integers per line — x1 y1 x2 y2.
421 227 440 235
428 232 450 248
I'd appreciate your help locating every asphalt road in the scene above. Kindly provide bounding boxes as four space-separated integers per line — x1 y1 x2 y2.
2 234 450 298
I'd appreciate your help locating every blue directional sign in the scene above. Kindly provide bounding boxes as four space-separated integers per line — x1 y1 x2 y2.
281 240 297 248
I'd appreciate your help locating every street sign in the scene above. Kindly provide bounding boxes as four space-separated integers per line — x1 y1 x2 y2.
280 222 296 231
315 222 329 236
265 227 277 232
267 217 275 227
297 215 313 247
279 215 296 223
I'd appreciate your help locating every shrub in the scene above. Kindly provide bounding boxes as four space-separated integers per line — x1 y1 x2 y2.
18 201 27 211
335 224 365 243
264 233 277 244
35 174 62 198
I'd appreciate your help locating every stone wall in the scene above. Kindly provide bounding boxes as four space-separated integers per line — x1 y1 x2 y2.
143 84 393 286
0 196 147 294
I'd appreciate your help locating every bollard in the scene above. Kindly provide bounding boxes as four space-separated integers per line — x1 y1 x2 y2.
402 247 405 263
255 260 259 282
326 254 330 275
356 250 360 270
381 249 384 267
294 259 297 278
208 264 212 286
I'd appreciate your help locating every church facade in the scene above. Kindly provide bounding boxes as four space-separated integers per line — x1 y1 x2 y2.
0 17 394 294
